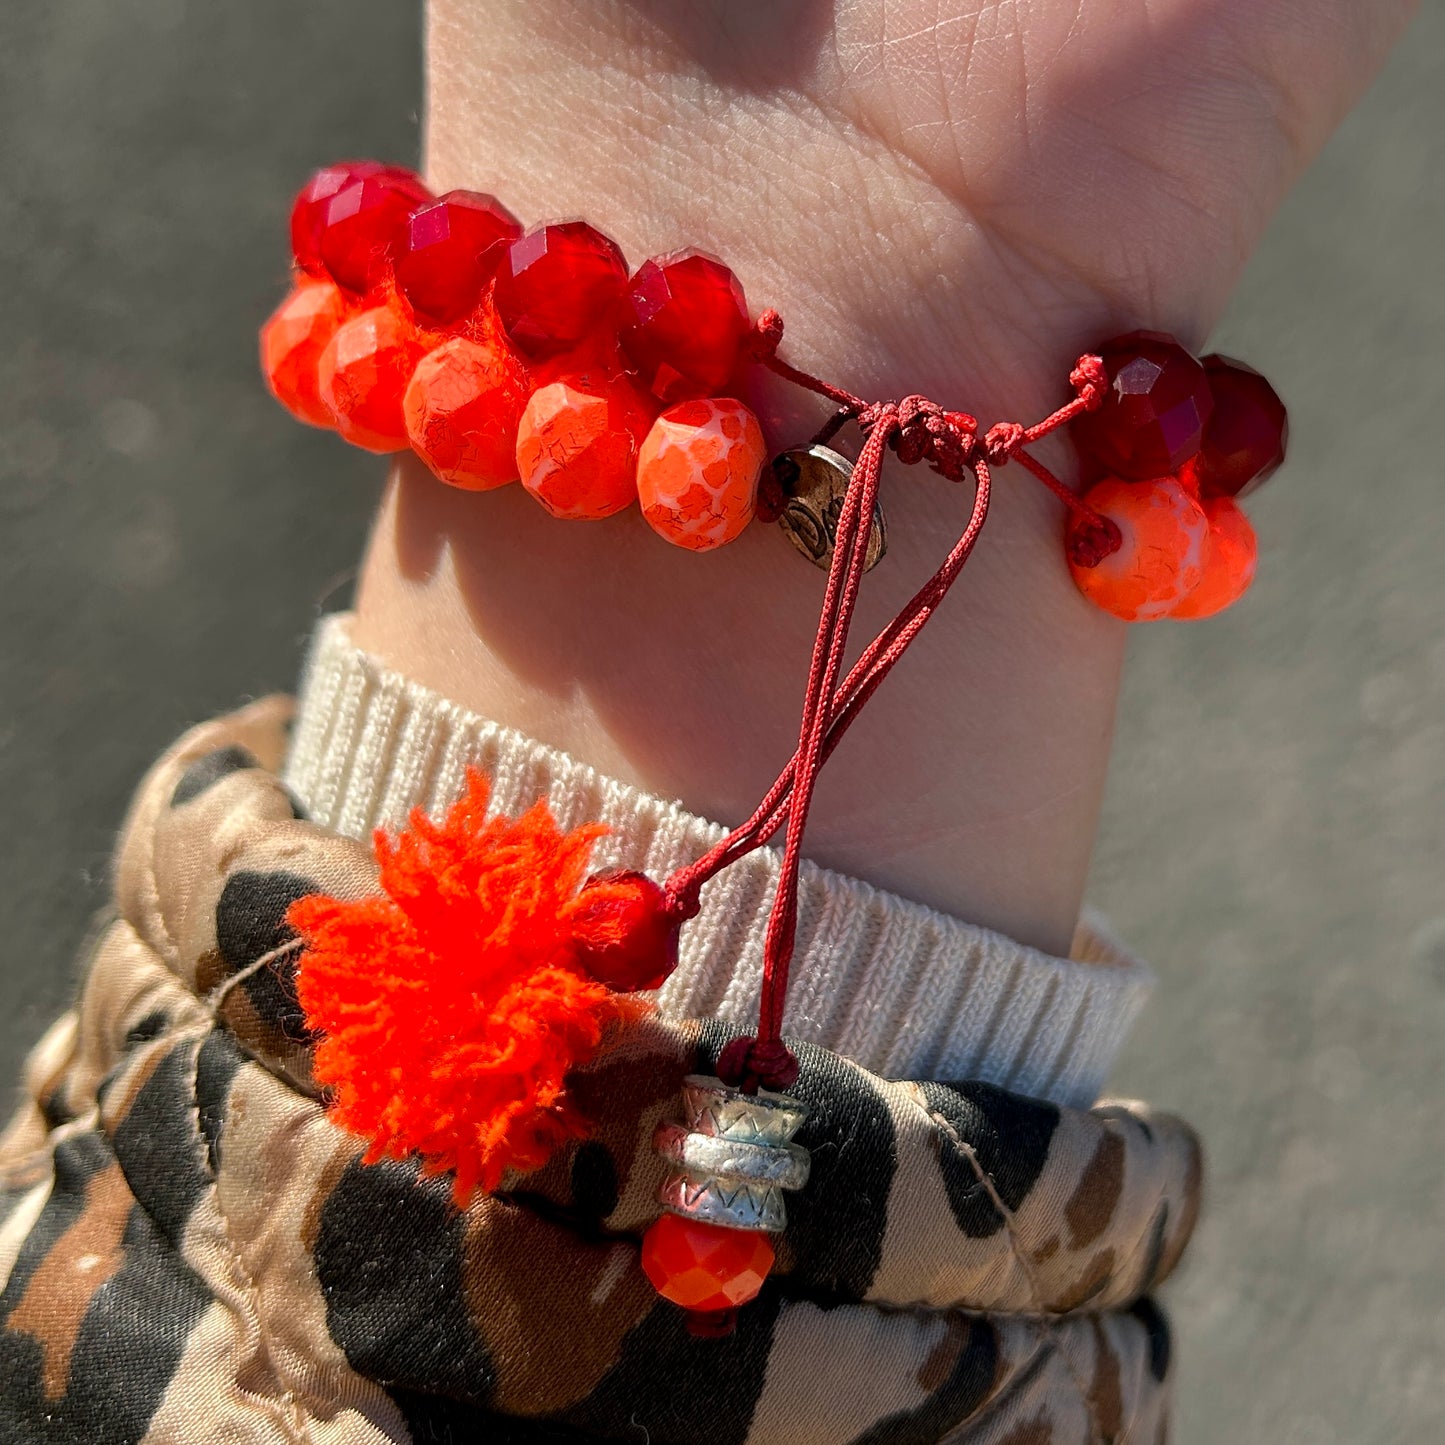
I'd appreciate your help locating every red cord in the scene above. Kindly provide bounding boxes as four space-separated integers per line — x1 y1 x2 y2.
667 313 1112 1091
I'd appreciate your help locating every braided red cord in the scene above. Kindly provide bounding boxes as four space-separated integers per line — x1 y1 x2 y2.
667 312 1112 1090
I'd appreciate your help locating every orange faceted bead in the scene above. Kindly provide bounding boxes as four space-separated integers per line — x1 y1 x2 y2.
260 277 353 429
641 1214 775 1312
1169 497 1258 620
405 335 532 491
317 301 426 453
636 398 764 552
1067 476 1208 622
516 375 657 520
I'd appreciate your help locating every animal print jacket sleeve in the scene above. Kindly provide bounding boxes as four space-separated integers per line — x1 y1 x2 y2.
0 699 1202 1444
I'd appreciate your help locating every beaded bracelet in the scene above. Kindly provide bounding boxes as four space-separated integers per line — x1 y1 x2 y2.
272 160 1288 1331
261 160 1287 623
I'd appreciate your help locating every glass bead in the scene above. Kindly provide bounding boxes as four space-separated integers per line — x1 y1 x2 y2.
515 375 656 520
260 277 352 429
1196 355 1288 499
1071 331 1214 480
290 161 410 276
317 301 426 453
1169 497 1258 619
404 334 531 490
493 222 628 357
566 870 678 991
319 169 433 295
636 398 764 551
394 190 521 325
619 250 750 402
641 1213 775 1313
1066 476 1208 621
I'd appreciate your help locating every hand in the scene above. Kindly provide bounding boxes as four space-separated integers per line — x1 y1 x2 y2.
354 0 1414 953
428 0 1414 403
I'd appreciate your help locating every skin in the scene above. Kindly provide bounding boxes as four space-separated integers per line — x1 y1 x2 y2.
354 0 1414 954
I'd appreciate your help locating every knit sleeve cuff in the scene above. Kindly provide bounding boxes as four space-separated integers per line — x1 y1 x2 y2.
283 613 1152 1108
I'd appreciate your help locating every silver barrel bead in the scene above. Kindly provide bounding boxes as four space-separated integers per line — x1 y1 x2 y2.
654 1074 811 1234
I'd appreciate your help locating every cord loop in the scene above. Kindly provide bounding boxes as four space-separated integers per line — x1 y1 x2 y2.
1069 353 1109 408
716 1034 801 1092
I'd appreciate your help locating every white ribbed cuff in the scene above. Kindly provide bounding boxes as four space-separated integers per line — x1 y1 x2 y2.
283 614 1152 1108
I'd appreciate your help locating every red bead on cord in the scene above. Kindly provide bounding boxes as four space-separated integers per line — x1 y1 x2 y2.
619 250 751 402
493 221 630 357
291 161 417 278
318 170 434 295
394 191 521 325
1069 330 1214 480
1195 355 1288 499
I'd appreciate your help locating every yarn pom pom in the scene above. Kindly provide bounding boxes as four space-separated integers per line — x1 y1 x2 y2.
289 769 647 1205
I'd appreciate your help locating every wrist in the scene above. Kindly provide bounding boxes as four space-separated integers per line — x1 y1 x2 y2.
349 5 1145 956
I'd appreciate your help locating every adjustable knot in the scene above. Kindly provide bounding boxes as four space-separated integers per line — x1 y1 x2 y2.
855 399 896 438
747 309 786 361
1069 353 1109 410
861 395 978 482
716 1034 800 1093
983 420 1025 467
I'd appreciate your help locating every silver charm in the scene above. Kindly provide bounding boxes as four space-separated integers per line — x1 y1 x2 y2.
774 445 887 573
654 1075 811 1233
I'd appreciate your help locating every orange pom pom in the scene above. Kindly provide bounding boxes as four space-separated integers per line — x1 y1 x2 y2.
289 770 647 1205
1169 497 1258 620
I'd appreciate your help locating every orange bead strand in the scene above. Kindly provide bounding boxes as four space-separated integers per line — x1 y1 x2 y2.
636 398 765 552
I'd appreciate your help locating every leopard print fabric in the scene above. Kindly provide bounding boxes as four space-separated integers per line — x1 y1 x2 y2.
0 700 1202 1443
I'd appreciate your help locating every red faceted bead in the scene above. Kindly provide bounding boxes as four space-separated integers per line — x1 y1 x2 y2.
619 250 750 402
565 870 680 991
641 1214 775 1313
319 169 433 295
290 161 409 276
1195 355 1288 499
317 301 427 453
260 277 353 429
1072 331 1214 480
394 190 521 325
493 222 628 357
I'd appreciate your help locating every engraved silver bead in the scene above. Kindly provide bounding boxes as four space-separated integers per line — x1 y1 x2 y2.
654 1074 811 1234
774 445 887 573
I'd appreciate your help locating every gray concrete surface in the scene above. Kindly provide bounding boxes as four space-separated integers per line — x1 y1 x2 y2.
0 2 1440 1440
